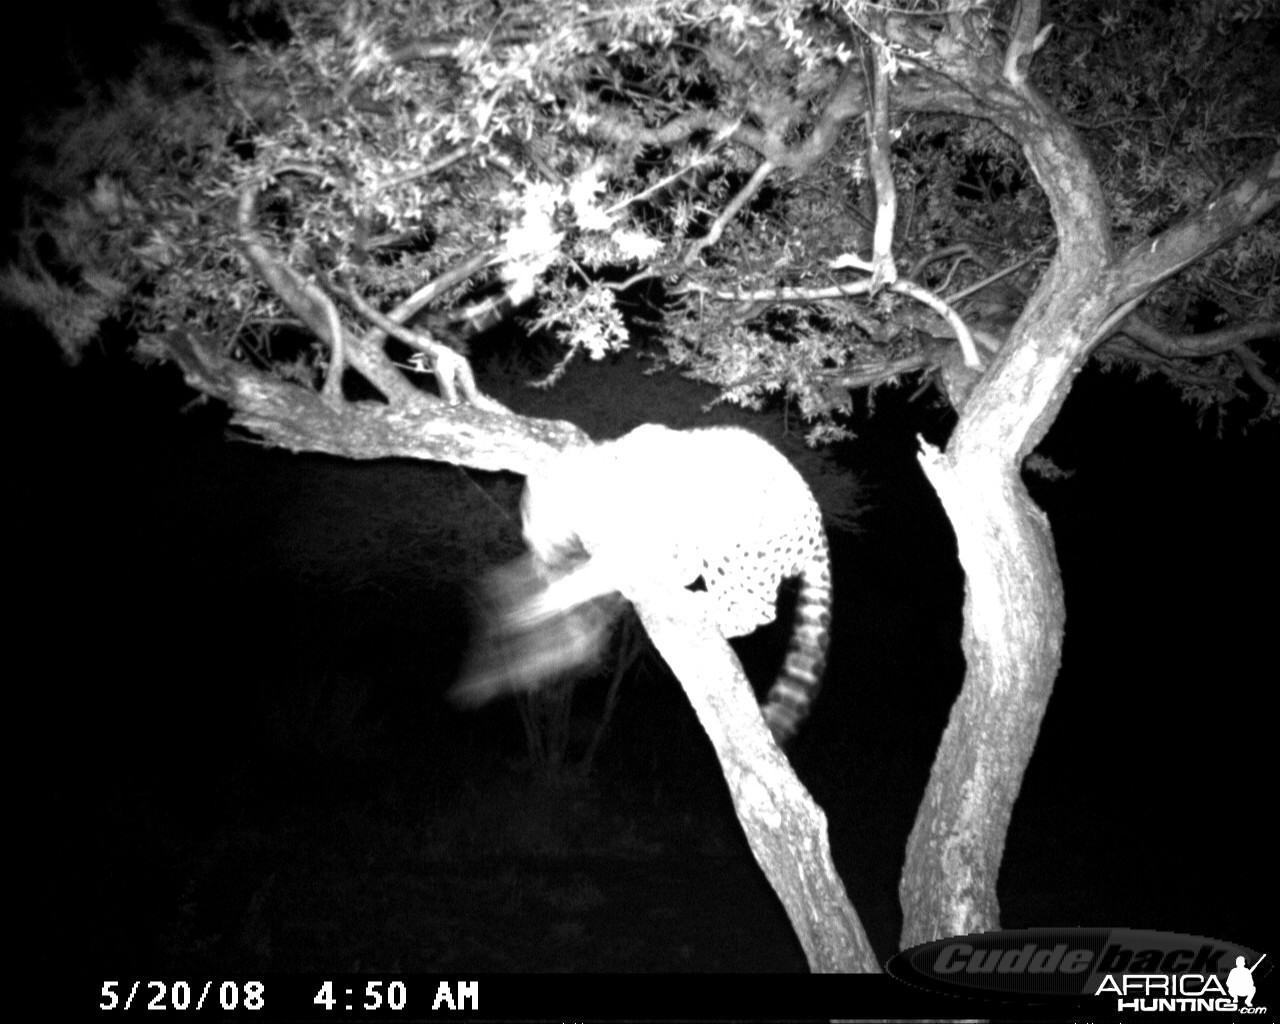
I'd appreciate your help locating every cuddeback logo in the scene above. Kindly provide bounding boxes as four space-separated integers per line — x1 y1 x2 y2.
886 928 1269 1014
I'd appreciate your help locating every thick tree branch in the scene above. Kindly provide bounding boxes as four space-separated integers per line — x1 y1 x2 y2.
627 586 877 973
1100 336 1250 398
164 329 583 471
1115 311 1280 358
1105 151 1280 315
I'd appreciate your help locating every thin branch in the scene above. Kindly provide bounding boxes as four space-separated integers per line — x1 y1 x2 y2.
944 254 1040 306
602 269 661 293
822 353 934 390
893 279 982 368
373 146 472 193
376 249 497 344
331 275 511 414
862 27 898 288
605 146 724 217
236 184 347 398
1003 0 1052 87
682 278 873 305
683 160 776 266
585 67 865 174
1235 345 1280 397
907 243 985 282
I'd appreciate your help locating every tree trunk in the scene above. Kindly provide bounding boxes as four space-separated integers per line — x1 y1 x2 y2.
630 586 879 973
901 445 1064 946
892 2 1117 946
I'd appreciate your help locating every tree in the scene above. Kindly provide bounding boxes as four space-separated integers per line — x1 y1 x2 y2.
10 0 1277 971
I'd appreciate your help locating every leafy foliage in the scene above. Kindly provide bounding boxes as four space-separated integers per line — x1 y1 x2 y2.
6 0 1277 431
1039 1 1279 401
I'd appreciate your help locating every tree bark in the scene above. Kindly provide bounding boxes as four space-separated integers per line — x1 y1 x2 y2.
896 1 1115 947
629 586 878 973
163 330 585 472
895 9 1277 949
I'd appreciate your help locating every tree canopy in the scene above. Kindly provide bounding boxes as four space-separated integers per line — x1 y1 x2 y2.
9 0 1276 451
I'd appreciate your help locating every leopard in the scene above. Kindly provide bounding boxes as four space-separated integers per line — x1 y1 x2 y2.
453 423 832 745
